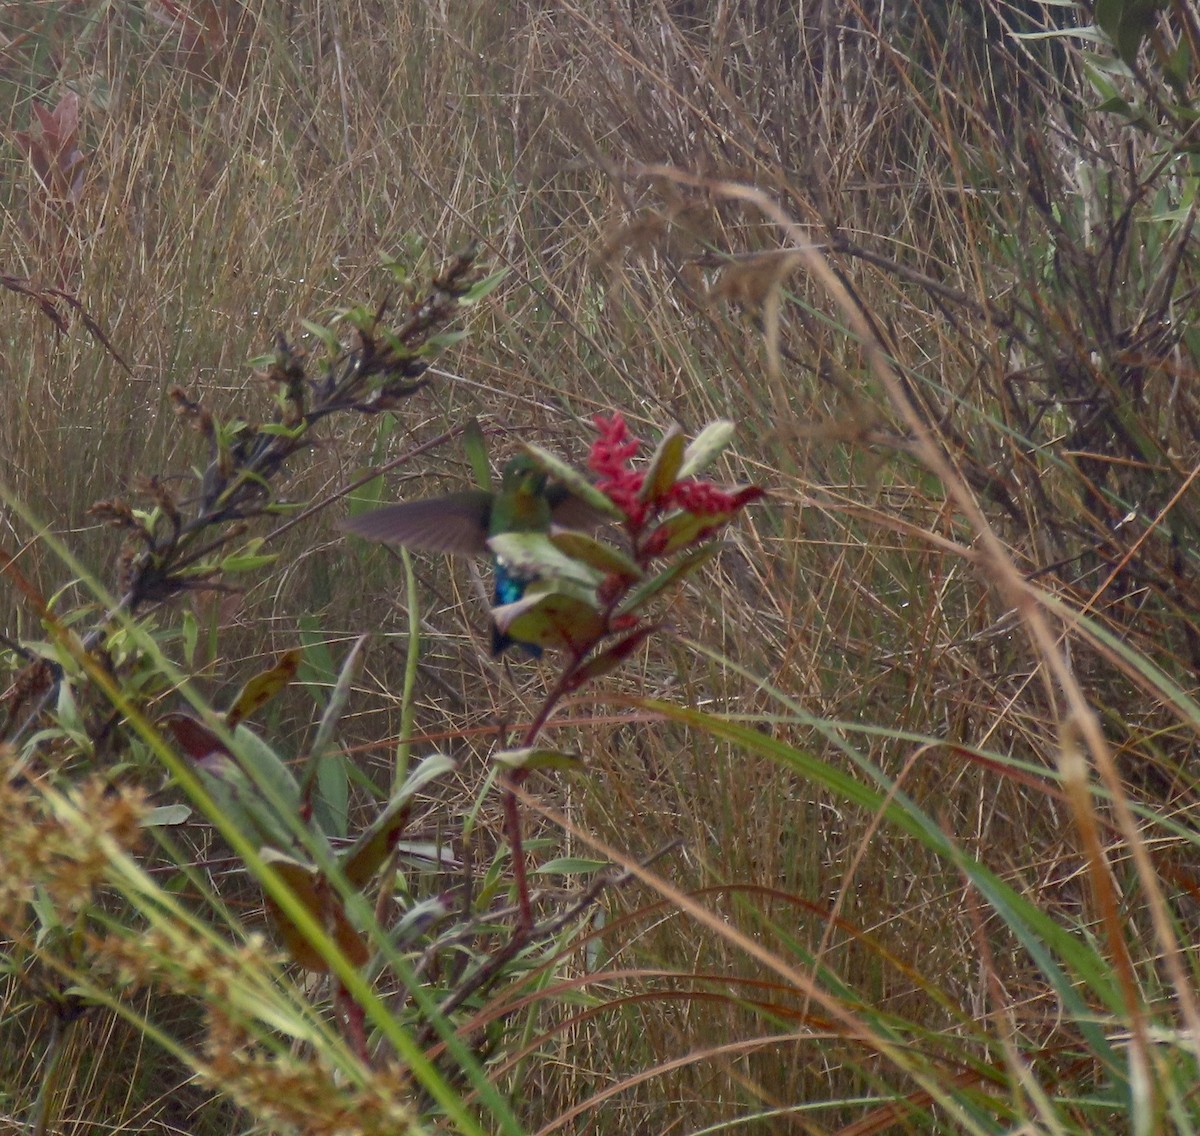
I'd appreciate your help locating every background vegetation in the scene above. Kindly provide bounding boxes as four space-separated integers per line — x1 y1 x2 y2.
3 0 1199 1132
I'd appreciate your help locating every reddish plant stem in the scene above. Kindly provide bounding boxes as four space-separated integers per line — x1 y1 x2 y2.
503 659 584 935
502 519 657 937
503 774 534 933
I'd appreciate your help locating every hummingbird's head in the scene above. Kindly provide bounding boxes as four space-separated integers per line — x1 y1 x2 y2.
500 454 547 496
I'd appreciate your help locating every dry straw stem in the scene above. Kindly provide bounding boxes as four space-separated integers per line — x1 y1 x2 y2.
513 786 984 1132
617 162 1200 1069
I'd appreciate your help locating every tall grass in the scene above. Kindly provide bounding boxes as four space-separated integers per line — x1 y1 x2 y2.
3 0 1199 1133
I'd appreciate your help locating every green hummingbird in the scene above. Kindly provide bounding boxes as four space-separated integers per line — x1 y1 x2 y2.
342 456 595 656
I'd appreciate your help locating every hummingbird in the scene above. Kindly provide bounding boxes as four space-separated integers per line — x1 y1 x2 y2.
342 456 595 656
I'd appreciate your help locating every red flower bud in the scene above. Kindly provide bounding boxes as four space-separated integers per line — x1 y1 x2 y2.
642 525 671 557
597 572 625 603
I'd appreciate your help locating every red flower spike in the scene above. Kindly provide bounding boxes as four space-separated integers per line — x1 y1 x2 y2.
668 480 764 515
590 414 649 527
588 414 641 477
589 414 764 538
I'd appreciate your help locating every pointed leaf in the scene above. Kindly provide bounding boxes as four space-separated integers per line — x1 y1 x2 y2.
298 617 338 693
193 752 296 852
313 747 351 840
340 802 413 889
521 573 601 607
329 906 371 970
260 848 370 972
460 268 509 304
339 751 456 886
299 318 340 356
535 857 608 875
616 544 719 616
463 417 493 491
487 531 604 588
226 648 302 727
493 747 586 772
260 849 325 970
548 489 617 532
492 591 606 654
649 509 733 557
569 624 657 688
140 804 192 827
230 725 302 815
301 635 367 798
520 442 625 519
160 711 227 761
181 611 198 667
548 531 642 580
639 424 686 504
677 420 736 479
398 748 459 799
219 540 278 573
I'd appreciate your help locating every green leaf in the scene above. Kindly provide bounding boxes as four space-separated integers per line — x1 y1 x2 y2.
301 634 367 799
230 724 302 815
1164 35 1193 95
256 422 307 439
32 887 63 941
389 896 452 948
393 840 459 870
677 419 735 479
487 531 604 588
140 804 192 827
460 268 509 304
1013 25 1110 45
548 530 642 580
339 751 456 887
418 329 468 354
649 510 731 557
220 539 279 573
299 318 340 356
616 544 718 616
1094 95 1136 116
639 424 685 504
1096 0 1167 64
463 417 493 491
298 617 337 706
345 473 387 516
493 747 586 772
226 648 302 727
534 857 608 875
193 752 297 852
55 682 89 750
492 591 606 653
181 610 198 667
644 699 1126 1074
520 442 625 519
314 747 351 841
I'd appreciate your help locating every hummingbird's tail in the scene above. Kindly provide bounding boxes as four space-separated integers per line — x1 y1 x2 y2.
491 623 543 659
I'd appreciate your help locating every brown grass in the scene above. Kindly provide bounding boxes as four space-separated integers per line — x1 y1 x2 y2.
3 0 1199 1132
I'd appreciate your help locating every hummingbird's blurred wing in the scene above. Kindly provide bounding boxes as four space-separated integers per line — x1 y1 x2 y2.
340 491 493 554
546 487 613 531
